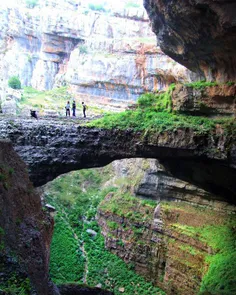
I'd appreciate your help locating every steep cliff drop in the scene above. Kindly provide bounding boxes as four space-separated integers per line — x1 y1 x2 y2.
0 139 58 294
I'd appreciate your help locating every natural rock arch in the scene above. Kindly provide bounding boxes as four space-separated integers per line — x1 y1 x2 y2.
1 119 236 204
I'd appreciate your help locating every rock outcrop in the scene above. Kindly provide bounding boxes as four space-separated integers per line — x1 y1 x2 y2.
172 84 236 116
144 0 236 82
0 139 58 294
0 118 235 203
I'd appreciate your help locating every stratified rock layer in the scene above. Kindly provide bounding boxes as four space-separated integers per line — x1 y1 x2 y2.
144 0 236 82
97 158 235 294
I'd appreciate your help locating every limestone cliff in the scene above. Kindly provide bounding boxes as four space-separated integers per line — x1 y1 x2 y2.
144 0 236 82
0 0 193 110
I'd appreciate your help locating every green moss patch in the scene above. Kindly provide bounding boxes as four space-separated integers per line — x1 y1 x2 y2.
199 221 236 295
88 84 234 135
184 81 219 89
99 192 156 223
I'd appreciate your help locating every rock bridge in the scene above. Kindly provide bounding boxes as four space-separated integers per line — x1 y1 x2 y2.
1 118 236 204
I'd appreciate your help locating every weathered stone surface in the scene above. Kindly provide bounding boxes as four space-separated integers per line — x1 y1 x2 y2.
107 158 234 211
172 84 236 116
97 158 235 294
0 139 58 294
144 0 236 82
1 88 23 115
0 0 193 111
0 118 235 203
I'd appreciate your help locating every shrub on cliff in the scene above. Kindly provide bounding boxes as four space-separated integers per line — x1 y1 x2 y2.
8 76 21 90
125 1 140 8
88 3 106 12
79 44 88 54
25 0 38 8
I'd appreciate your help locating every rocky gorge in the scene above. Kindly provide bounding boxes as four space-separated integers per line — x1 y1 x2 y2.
0 0 236 295
97 158 235 294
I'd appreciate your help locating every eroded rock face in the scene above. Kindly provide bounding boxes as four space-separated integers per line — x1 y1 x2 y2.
0 118 236 203
97 158 235 294
0 140 58 294
144 0 236 82
172 84 236 116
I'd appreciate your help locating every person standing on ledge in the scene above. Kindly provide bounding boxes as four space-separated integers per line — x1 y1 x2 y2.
65 101 70 117
82 101 87 118
72 100 76 117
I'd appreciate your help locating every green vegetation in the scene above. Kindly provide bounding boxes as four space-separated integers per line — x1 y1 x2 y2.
25 0 38 8
138 83 175 112
88 105 218 135
45 167 165 295
107 221 119 231
184 80 218 89
84 222 164 295
88 83 235 135
79 44 88 54
17 86 106 117
0 271 31 295
169 219 236 295
19 86 70 115
185 80 236 89
45 168 112 284
8 76 21 89
199 222 236 295
88 3 106 12
99 192 156 223
226 81 235 86
125 1 141 8
161 201 236 294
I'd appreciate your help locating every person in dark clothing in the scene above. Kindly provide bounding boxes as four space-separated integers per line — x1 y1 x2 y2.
82 102 87 118
30 110 38 120
72 100 76 117
65 101 70 117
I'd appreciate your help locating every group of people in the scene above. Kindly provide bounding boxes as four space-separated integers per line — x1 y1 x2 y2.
30 100 87 120
65 101 87 118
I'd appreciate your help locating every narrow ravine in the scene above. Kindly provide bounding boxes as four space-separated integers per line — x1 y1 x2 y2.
45 168 166 295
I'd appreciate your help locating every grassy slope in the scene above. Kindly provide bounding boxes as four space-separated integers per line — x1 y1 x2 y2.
162 202 236 295
88 83 235 135
18 87 106 117
45 168 165 295
17 84 235 138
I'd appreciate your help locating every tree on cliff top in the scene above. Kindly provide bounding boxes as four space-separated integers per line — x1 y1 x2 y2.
8 76 21 90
